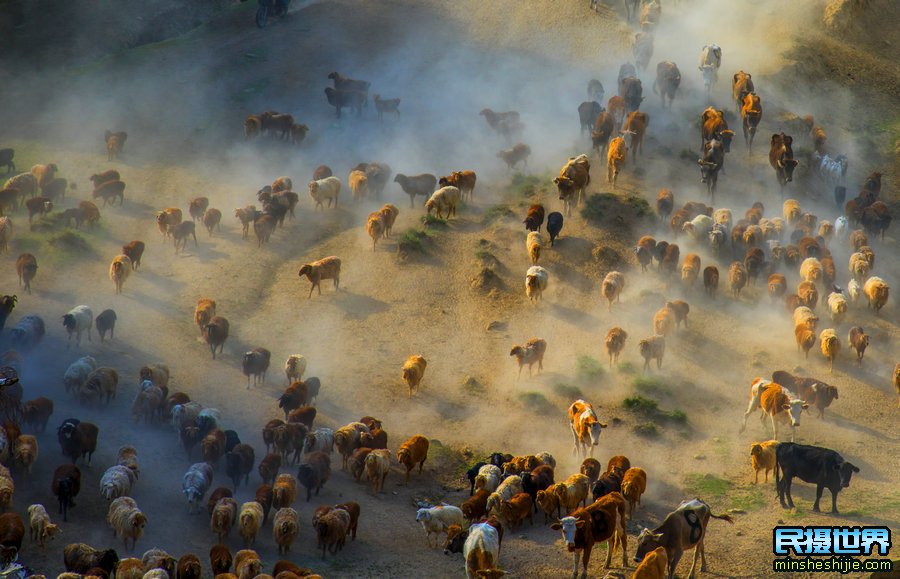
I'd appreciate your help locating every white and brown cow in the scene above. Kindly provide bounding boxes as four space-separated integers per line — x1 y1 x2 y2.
551 492 628 579
699 44 722 97
568 400 607 458
739 378 808 442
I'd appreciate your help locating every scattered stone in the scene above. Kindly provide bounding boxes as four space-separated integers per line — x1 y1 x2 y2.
777 519 785 525
487 320 507 331
736 531 744 536
694 454 706 460
728 508 746 515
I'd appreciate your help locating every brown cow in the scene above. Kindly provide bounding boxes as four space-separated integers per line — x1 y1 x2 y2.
653 61 681 109
699 107 734 155
568 400 607 458
591 111 615 158
732 70 754 113
769 133 798 189
622 112 648 163
740 378 808 442
741 92 762 153
554 155 590 216
634 498 733 579
551 492 628 578
607 137 627 188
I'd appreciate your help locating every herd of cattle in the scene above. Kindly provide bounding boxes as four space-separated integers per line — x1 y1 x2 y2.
0 1 896 577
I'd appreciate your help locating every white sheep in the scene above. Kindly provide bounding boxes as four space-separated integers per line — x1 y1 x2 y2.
197 407 222 430
63 356 97 394
106 496 147 550
800 257 823 285
62 305 93 348
525 266 549 302
526 231 542 265
827 292 848 324
303 427 334 456
834 216 849 240
416 505 464 547
474 464 502 493
682 214 714 240
239 501 264 547
308 176 341 210
100 465 137 501
486 475 525 515
847 279 861 305
27 504 59 549
424 186 461 219
171 402 203 432
284 354 307 384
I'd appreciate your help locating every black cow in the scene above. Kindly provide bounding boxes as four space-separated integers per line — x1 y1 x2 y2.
620 77 644 114
578 101 603 136
775 442 859 513
591 470 623 502
698 139 724 201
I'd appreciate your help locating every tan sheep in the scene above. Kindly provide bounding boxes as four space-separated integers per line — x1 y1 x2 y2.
510 338 547 378
652 306 676 337
106 496 147 550
379 204 400 237
800 257 822 285
782 199 801 225
109 255 132 294
749 440 779 483
239 501 264 547
211 497 237 543
273 507 300 555
795 324 816 358
402 355 427 397
863 276 889 313
639 335 665 371
298 256 341 298
604 327 627 367
27 504 59 549
348 170 368 201
819 328 840 373
14 434 38 475
681 253 700 289
365 212 384 250
526 231 542 265
601 271 625 311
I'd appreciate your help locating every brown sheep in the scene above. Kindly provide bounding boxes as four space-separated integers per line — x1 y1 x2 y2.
439 170 477 201
401 355 427 396
863 277 889 313
703 265 719 298
798 281 819 310
656 189 673 221
24 196 53 223
665 300 689 329
621 467 647 516
652 306 675 337
316 509 350 559
109 255 132 294
105 131 127 160
795 324 816 358
847 326 869 364
15 253 37 294
273 474 298 509
636 236 656 272
121 241 144 270
509 338 546 378
604 327 627 367
365 212 383 250
580 458 602 485
156 208 182 240
203 208 222 235
195 299 217 334
397 435 429 482
379 204 400 237
681 253 700 290
77 201 101 228
601 271 625 311
496 143 531 172
298 257 341 298
767 273 787 302
172 221 198 253
253 214 276 247
209 544 233 575
749 440 779 483
22 397 54 434
638 335 665 371
203 316 229 359
819 329 840 372
728 261 747 297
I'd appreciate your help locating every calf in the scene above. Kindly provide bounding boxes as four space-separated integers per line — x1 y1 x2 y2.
740 378 808 442
634 498 733 579
622 112 648 163
607 136 626 188
551 492 628 578
775 442 859 513
554 155 590 216
591 112 615 158
567 400 606 458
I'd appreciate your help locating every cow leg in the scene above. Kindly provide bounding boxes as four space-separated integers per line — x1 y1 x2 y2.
831 488 839 514
770 413 778 440
668 550 683 579
571 425 580 456
581 543 593 579
570 550 579 579
785 476 795 508
687 541 702 578
813 483 824 512
740 395 759 433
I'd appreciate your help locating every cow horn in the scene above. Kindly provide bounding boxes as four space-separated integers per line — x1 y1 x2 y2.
776 159 784 168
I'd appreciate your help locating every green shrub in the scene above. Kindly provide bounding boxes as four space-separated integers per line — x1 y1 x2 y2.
577 355 605 381
518 391 554 413
553 383 583 400
684 473 731 498
398 228 428 253
618 361 637 374
482 204 514 225
633 375 671 396
633 422 659 438
623 396 658 414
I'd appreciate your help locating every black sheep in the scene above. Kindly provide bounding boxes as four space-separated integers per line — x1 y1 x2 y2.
465 461 487 496
547 212 564 246
95 309 117 342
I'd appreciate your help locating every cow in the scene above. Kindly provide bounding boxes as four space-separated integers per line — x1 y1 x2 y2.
769 133 799 192
462 522 502 578
699 44 722 97
622 112 648 163
620 77 644 115
813 152 848 189
699 107 734 158
697 138 724 201
739 378 808 442
634 498 734 579
591 112 615 158
741 92 762 153
587 79 604 103
623 0 640 22
732 70 754 114
554 155 591 216
551 492 628 579
578 101 603 137
617 63 637 88
633 32 654 74
607 137 627 189
653 61 681 109
772 371 839 420
568 400 607 458
775 443 859 513
607 96 626 128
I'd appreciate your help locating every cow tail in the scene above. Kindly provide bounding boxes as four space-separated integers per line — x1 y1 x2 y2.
709 511 734 524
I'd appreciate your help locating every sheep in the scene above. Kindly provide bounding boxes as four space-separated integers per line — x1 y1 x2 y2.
864 276 889 313
666 300 690 329
226 444 255 490
728 261 747 297
24 195 53 222
621 467 647 517
22 397 53 434
496 144 531 172
639 335 665 371
793 306 819 330
365 449 391 495
474 465 503 494
62 305 93 348
105 130 126 160
347 170 369 201
283 354 307 385
417 505 464 547
209 544 233 575
439 170 476 202
79 200 101 227
601 271 625 311
605 327 627 367
201 428 227 466
299 256 341 298
798 280 819 310
269 507 300 556
172 220 198 253
750 440 779 483
525 266 549 302
316 509 351 559
210 497 237 543
425 186 461 219
57 419 99 465
204 316 230 359
682 214 714 241
848 252 870 282
308 176 341 210
819 328 840 373
365 212 384 250
237 501 264 547
142 548 177 577
848 326 869 364
653 306 676 337
0 294 16 332
0 217 12 254
273 473 298 509
846 278 862 306
4 173 37 200
106 496 147 551
100 465 136 501
64 356 97 394
397 435 429 482
183 462 214 514
827 292 848 324
92 180 125 206
194 298 217 334
401 355 427 397
80 367 119 405
675 254 700 292
698 266 718 299
509 338 547 378
10 313 44 351
121 241 147 272
242 347 271 388
176 554 202 579
109 255 132 294
0 465 11 512
0 149 14 174
51 464 81 521
63 544 119 574
373 94 401 121
27 504 58 549
12 434 38 476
